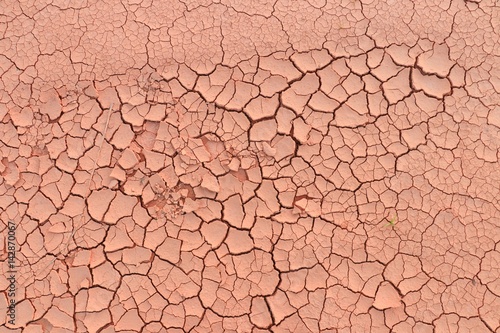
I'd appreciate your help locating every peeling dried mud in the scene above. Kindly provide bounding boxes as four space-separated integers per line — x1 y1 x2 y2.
1 0 499 332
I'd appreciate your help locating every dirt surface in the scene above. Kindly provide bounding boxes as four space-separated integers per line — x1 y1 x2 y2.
1 0 499 332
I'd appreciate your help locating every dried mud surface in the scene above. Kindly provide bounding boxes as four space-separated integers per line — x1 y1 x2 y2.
1 0 499 332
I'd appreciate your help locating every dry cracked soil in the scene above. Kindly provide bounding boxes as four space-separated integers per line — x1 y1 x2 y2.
0 0 499 332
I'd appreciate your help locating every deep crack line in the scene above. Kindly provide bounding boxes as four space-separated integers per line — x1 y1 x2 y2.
38 103 114 276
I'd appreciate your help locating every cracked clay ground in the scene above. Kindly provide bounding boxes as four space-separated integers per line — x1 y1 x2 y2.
0 0 499 332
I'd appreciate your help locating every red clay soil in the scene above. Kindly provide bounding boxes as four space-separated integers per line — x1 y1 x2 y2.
1 0 499 332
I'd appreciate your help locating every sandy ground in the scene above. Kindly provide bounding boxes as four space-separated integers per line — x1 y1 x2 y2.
0 0 499 332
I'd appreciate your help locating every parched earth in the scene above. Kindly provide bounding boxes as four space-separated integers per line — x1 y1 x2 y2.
0 0 499 332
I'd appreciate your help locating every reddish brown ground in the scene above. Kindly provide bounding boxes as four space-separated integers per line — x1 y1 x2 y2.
0 0 499 332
